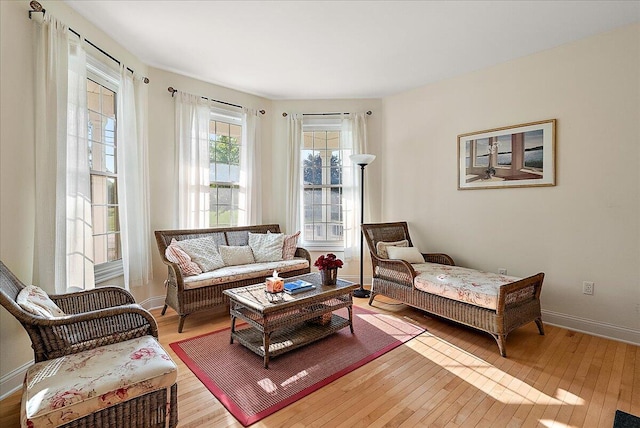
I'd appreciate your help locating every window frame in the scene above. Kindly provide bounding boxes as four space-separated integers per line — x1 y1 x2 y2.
300 119 350 251
208 108 243 227
87 57 123 283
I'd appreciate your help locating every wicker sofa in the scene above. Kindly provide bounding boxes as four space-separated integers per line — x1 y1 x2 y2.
155 224 311 332
362 222 545 357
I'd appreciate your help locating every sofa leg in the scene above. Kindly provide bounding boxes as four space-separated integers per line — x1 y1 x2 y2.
178 315 187 333
535 318 545 335
496 335 507 357
368 292 376 306
161 305 168 316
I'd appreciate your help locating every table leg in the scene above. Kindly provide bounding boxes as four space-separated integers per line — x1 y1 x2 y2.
263 332 271 368
230 315 236 344
348 305 354 333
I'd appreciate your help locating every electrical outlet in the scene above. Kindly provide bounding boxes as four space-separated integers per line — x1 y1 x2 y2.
583 281 594 295
498 268 507 275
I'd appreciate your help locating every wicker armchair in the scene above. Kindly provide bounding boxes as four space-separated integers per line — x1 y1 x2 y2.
0 260 158 363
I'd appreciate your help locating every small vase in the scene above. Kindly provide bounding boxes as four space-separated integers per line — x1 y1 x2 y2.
320 268 338 286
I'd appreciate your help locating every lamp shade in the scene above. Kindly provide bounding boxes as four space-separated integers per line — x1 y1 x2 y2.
350 154 376 166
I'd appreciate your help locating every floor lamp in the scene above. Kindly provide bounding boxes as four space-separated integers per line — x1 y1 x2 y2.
350 154 376 298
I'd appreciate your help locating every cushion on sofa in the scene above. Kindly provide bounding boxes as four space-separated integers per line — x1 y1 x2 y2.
165 239 202 276
219 245 256 266
175 236 224 272
249 232 285 262
387 246 425 264
16 285 66 318
412 262 521 310
282 231 301 260
376 239 409 259
183 259 310 290
22 335 177 428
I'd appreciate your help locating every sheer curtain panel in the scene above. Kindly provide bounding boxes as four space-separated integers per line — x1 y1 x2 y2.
285 114 304 234
239 108 262 225
33 14 94 293
175 92 211 228
117 66 152 288
342 112 369 261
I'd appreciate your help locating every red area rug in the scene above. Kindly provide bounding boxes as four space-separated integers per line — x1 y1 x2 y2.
170 306 425 426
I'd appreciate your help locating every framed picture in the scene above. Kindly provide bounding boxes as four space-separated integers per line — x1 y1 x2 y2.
458 119 556 190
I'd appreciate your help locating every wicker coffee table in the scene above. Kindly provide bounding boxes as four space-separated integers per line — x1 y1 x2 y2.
223 272 358 368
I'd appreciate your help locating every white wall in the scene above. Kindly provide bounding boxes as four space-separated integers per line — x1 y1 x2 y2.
380 23 640 342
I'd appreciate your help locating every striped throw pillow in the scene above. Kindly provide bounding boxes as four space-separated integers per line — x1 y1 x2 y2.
165 239 202 276
282 231 301 260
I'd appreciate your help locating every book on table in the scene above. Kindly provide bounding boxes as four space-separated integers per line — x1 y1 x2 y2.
284 279 314 294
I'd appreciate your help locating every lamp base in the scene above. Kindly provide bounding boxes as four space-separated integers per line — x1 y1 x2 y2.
353 287 370 298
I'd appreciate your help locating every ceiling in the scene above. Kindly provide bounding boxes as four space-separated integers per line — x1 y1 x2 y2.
64 1 640 100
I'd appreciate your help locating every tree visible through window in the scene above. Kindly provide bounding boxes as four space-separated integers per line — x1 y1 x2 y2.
209 117 242 226
302 130 345 244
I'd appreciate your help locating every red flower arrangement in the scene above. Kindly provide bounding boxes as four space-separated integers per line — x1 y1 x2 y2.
314 253 343 270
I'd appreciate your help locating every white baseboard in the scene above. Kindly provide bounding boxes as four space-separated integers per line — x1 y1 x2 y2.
0 359 32 400
138 295 167 311
541 309 640 345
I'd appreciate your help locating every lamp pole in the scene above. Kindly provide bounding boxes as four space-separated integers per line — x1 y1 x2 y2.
353 162 369 298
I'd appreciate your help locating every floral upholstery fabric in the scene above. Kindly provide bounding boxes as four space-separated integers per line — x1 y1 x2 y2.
412 263 521 310
21 335 177 428
183 259 310 290
16 285 66 318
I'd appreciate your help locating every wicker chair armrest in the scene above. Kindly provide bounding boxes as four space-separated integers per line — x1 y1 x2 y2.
422 253 455 266
294 247 312 264
28 304 159 361
50 286 136 313
496 273 545 315
372 256 416 287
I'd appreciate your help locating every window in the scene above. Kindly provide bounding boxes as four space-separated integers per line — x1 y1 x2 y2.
301 121 350 247
87 61 122 282
209 111 242 226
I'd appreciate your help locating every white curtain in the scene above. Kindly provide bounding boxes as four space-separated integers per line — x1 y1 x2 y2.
342 112 369 261
117 66 151 288
285 114 303 234
175 92 210 228
239 108 262 225
33 14 94 293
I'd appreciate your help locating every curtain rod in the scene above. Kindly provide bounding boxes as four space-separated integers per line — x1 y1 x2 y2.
28 1 149 84
167 87 265 115
281 111 372 117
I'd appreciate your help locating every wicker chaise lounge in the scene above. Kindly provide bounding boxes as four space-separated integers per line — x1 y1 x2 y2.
362 222 545 357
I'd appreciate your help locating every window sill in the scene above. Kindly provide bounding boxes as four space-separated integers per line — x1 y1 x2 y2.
95 260 124 284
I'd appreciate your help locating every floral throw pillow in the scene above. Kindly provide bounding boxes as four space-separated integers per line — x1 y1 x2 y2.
282 231 301 260
16 285 66 318
248 232 285 262
376 239 409 259
165 239 202 276
175 236 225 272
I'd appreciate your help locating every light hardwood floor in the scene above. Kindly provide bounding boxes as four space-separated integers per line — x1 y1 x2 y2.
1 295 638 427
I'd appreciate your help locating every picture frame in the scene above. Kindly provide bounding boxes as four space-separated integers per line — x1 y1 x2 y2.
457 119 556 190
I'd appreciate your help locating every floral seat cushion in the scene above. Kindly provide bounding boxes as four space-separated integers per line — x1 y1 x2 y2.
21 335 177 428
413 263 521 310
183 258 310 290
